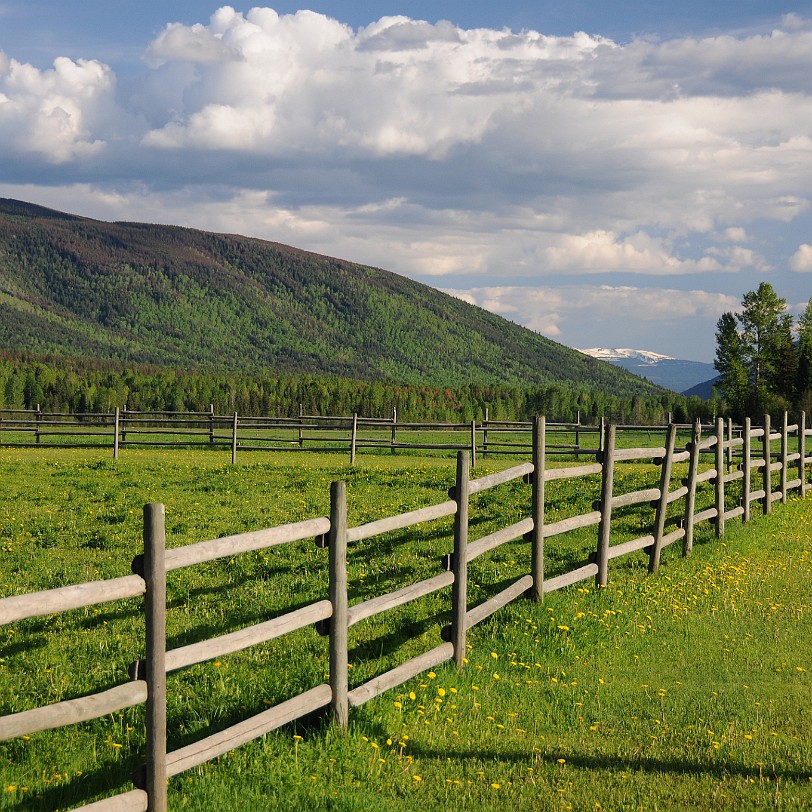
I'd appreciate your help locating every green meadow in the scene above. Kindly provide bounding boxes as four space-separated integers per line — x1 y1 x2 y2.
0 447 810 811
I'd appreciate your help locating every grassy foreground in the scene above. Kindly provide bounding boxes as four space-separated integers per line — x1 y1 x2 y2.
0 448 810 811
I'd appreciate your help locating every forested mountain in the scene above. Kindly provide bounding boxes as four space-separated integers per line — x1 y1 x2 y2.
0 198 692 421
0 198 654 390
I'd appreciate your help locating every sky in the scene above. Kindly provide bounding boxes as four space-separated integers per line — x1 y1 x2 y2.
2 2 812 362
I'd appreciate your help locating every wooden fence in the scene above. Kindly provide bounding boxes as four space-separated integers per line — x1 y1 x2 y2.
0 414 808 811
0 405 719 463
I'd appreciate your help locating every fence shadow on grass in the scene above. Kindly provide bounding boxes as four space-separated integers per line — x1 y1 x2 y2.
405 743 812 785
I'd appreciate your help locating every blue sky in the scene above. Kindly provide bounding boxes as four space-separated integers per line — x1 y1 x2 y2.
2 2 812 362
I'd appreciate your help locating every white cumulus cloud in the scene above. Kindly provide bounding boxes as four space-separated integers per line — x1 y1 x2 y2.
0 53 117 162
790 244 812 272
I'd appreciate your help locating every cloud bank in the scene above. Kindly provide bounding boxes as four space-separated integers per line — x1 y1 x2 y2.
2 7 812 360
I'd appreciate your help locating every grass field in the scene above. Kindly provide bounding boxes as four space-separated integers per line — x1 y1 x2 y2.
1 447 810 811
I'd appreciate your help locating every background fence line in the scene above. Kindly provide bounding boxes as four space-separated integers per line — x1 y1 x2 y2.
0 405 752 463
1 413 809 811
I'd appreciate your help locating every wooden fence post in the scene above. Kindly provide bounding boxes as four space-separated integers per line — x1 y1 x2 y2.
715 418 725 538
648 424 676 574
742 417 752 523
143 503 167 812
209 404 214 445
451 451 470 669
298 404 304 448
231 413 238 465
483 407 489 460
530 417 545 601
36 404 41 445
596 423 616 587
682 419 701 556
350 413 358 465
391 407 397 455
328 481 349 728
114 407 120 460
781 411 789 504
470 420 477 469
801 412 808 496
727 417 734 472
763 413 772 516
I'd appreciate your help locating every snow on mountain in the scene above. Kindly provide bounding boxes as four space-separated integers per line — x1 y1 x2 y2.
578 348 716 395
580 347 675 364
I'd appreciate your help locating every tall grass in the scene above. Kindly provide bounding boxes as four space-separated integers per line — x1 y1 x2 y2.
1 447 810 810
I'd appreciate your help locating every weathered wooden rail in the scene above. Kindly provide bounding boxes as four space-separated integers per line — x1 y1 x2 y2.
1 413 809 811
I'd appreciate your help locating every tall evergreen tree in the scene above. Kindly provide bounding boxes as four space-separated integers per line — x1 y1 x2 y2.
715 283 797 417
797 297 812 412
714 312 749 417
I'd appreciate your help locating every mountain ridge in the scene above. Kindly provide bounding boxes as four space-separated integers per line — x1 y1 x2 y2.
0 198 664 398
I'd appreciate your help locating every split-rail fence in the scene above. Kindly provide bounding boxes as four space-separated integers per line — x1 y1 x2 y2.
0 405 723 464
0 413 809 811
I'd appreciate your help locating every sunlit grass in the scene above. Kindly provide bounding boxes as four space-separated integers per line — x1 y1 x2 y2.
1 447 810 810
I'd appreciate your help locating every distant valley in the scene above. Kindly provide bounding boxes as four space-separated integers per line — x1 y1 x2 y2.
579 348 717 395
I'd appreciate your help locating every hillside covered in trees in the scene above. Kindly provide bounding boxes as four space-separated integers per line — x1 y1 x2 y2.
0 199 707 422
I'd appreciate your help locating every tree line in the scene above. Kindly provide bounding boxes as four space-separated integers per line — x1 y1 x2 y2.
0 354 713 426
715 282 812 419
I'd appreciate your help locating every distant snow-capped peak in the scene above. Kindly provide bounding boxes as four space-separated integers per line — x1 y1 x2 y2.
579 347 676 364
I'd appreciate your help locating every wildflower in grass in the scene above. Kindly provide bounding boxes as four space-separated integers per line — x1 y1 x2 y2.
413 775 422 783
